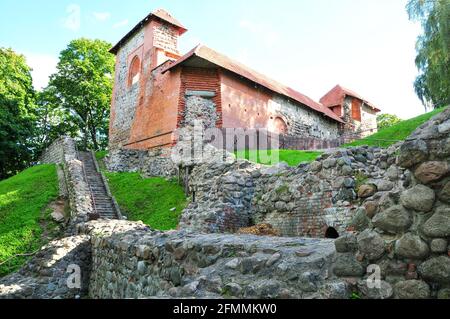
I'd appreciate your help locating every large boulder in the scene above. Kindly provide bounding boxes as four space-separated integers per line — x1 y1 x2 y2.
415 161 449 184
422 206 450 238
430 239 448 253
395 233 430 260
357 280 393 299
358 184 377 199
400 185 435 213
418 256 450 284
398 140 429 168
349 208 370 232
372 205 412 234
394 280 430 299
438 181 450 203
333 253 365 277
357 230 385 261
334 234 358 253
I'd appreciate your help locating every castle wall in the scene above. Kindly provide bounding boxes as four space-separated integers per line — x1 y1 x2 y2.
220 71 340 139
109 20 182 151
342 96 378 138
109 28 145 150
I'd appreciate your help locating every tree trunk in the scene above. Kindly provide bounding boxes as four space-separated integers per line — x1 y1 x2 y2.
90 126 99 151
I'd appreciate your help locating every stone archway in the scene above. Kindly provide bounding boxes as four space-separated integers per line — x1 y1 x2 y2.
273 116 288 135
324 227 340 239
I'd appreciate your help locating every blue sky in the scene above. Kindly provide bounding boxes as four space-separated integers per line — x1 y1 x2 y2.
0 0 424 118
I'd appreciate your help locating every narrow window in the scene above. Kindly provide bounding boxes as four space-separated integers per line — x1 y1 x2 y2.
351 98 362 122
128 56 141 87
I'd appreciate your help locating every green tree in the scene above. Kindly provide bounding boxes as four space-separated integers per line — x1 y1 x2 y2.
377 113 402 130
0 48 36 179
32 87 79 154
407 0 450 109
46 38 114 150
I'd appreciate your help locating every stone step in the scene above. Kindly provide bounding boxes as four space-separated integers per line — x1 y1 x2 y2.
78 150 118 220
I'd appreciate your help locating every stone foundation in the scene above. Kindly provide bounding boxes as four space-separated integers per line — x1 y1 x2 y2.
80 220 344 299
106 147 178 178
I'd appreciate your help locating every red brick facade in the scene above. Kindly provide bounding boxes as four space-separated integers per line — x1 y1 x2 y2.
177 67 222 129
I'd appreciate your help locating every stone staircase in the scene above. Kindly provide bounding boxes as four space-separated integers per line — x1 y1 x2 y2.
77 151 118 220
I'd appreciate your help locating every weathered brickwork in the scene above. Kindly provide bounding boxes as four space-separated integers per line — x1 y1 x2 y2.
153 22 179 55
178 67 222 129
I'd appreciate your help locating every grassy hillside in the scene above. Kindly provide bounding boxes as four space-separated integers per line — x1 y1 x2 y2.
235 149 322 167
0 164 59 276
345 107 446 148
105 172 187 230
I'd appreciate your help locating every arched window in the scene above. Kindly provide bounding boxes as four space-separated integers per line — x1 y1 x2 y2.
325 227 340 239
128 56 141 87
273 117 288 135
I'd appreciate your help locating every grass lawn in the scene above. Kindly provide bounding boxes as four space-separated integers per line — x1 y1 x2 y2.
0 164 59 276
235 149 322 167
344 107 446 148
105 172 187 230
95 150 108 161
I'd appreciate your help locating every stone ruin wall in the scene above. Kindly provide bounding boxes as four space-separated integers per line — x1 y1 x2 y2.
180 141 404 238
39 136 74 165
82 220 344 299
330 107 450 299
1 107 449 299
106 147 178 178
180 106 450 298
39 136 94 231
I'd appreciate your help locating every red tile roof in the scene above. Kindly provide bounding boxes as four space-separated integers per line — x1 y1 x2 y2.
110 9 187 54
162 45 344 123
320 85 380 112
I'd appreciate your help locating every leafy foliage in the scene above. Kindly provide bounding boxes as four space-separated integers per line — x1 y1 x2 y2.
407 0 450 109
0 164 59 276
32 88 80 155
105 173 188 230
376 113 402 130
44 38 115 150
0 48 36 179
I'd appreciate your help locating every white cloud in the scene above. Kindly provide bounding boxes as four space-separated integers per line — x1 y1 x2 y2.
23 53 58 91
62 4 81 31
113 19 129 29
93 12 111 22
